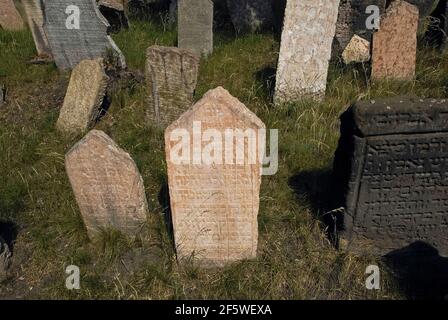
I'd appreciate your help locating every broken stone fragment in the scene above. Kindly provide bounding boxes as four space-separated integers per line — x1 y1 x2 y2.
342 35 371 64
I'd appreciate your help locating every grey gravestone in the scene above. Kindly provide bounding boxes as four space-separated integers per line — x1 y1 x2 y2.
22 0 52 57
226 0 274 33
43 0 126 70
333 97 448 256
145 46 199 127
177 0 213 57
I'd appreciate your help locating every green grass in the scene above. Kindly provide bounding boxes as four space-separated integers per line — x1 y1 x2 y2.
2 17 448 299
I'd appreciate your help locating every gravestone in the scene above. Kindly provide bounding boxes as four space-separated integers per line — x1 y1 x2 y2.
342 34 370 64
177 0 213 57
275 0 340 103
0 0 25 30
43 0 126 70
56 58 108 134
65 130 148 238
165 87 264 267
333 97 448 256
226 0 274 33
371 1 419 81
145 46 199 127
22 0 52 57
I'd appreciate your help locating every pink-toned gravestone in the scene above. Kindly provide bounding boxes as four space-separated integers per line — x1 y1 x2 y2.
65 130 148 238
0 0 24 31
165 87 265 267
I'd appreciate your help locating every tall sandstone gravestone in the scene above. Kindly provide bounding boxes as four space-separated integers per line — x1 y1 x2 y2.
43 0 126 70
333 97 448 256
275 0 340 103
145 46 199 127
66 130 148 238
165 87 264 267
22 0 52 57
177 0 213 57
0 0 25 30
371 1 419 81
56 58 108 134
226 0 274 33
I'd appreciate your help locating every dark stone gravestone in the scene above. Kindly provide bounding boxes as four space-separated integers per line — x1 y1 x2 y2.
333 97 448 256
43 0 126 70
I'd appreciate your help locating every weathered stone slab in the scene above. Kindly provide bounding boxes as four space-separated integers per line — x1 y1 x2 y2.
22 0 52 57
275 0 340 103
333 97 448 256
165 87 264 267
57 59 108 134
65 130 148 238
145 46 199 127
43 0 126 70
226 0 274 33
342 34 370 64
177 0 213 57
0 0 25 30
371 1 419 81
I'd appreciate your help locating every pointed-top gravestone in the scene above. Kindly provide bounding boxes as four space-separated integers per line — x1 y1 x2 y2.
22 0 52 57
177 0 213 57
372 1 419 81
43 0 126 70
145 45 199 127
65 130 148 238
0 0 25 31
165 87 265 267
274 0 340 104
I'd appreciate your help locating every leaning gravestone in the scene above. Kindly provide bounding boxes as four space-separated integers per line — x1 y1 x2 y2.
43 0 126 70
275 0 340 103
56 58 108 134
145 46 199 127
177 0 213 57
22 0 52 57
65 130 148 238
0 0 25 30
371 1 419 81
165 87 264 267
226 0 274 33
333 97 448 256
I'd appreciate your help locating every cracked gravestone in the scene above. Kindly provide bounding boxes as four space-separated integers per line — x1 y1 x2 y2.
145 46 199 128
226 0 274 33
372 0 419 81
65 130 148 238
177 0 213 57
275 0 340 103
333 97 448 256
56 58 108 134
0 0 25 30
22 0 52 57
165 87 264 267
43 0 126 70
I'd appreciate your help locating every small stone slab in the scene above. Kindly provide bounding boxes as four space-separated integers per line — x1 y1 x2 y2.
0 0 25 31
342 34 371 64
65 130 148 238
56 58 108 134
145 45 199 127
22 0 53 57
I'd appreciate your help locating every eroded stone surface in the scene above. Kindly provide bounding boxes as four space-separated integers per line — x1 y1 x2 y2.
275 0 340 103
333 97 448 256
22 0 52 57
0 0 24 30
65 130 148 238
57 59 108 134
43 0 126 70
177 0 213 57
226 0 274 33
145 46 199 127
165 87 264 267
342 34 371 64
372 1 419 81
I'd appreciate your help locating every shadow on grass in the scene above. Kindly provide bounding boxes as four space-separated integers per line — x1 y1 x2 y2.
288 168 338 246
384 241 448 300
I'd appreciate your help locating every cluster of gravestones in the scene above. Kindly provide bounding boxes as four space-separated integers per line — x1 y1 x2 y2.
2 0 448 266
